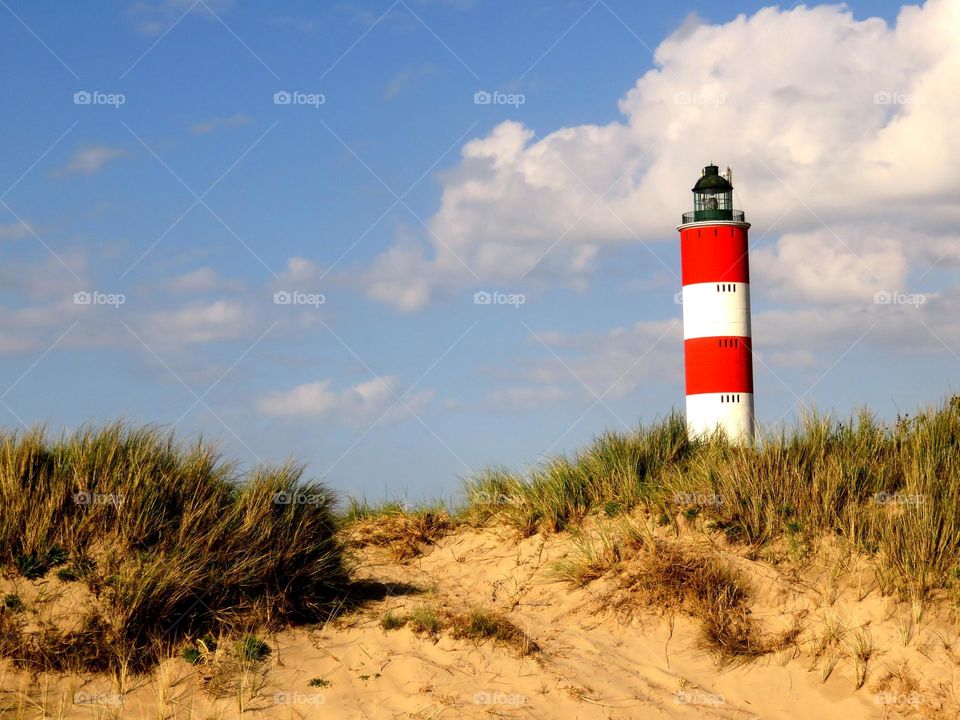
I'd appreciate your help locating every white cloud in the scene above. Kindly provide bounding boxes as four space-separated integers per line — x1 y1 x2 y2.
161 267 241 294
125 0 234 35
383 63 438 101
191 113 253 135
356 1 960 310
52 146 128 177
140 300 251 344
752 226 910 305
258 375 435 425
0 220 32 239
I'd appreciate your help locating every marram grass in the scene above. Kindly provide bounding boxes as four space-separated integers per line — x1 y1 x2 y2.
0 423 349 672
464 397 960 600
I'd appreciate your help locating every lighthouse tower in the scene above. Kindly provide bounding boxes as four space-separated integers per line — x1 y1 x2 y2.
677 164 754 443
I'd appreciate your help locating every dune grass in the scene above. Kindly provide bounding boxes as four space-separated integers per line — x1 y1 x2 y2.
465 397 960 602
0 424 349 673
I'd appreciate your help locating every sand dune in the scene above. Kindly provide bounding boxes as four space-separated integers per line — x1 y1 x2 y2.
2 521 957 719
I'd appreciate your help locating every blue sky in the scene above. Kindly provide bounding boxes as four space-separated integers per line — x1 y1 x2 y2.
1 0 956 504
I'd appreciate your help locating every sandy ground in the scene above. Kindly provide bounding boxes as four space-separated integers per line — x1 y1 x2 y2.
2 524 959 719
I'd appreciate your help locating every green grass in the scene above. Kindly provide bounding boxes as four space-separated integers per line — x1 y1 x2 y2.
465 397 960 601
0 423 349 672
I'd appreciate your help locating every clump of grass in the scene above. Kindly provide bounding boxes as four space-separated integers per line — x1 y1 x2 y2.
2 594 24 613
341 498 453 561
308 677 331 688
379 605 443 636
379 604 539 656
0 424 350 673
550 519 649 587
236 635 270 663
607 539 799 662
449 609 540 656
380 610 408 631
845 627 874 689
407 605 443 636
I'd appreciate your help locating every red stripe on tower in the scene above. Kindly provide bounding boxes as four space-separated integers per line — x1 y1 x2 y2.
677 165 755 443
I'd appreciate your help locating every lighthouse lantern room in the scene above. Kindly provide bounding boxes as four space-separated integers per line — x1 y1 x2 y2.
677 164 755 444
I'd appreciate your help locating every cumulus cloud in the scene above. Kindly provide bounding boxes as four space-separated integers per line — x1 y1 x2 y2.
355 1 960 310
258 375 435 425
52 146 128 177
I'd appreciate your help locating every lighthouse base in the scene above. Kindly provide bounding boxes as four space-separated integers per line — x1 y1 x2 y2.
685 392 755 445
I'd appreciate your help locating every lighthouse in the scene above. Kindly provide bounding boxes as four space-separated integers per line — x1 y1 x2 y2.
677 164 755 443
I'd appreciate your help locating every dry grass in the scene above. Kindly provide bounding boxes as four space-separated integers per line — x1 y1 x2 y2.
605 539 800 663
0 424 350 673
379 603 539 656
341 500 454 561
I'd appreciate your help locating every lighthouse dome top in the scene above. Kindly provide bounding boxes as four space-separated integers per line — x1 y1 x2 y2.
680 163 746 226
692 164 733 193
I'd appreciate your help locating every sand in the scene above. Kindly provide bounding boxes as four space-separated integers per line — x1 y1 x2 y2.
2 523 958 718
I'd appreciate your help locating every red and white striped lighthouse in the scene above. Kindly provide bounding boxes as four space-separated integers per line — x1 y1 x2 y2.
677 164 754 443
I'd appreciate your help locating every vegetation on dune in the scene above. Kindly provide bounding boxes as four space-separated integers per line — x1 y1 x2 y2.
0 424 349 673
465 397 960 601
379 603 539 656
